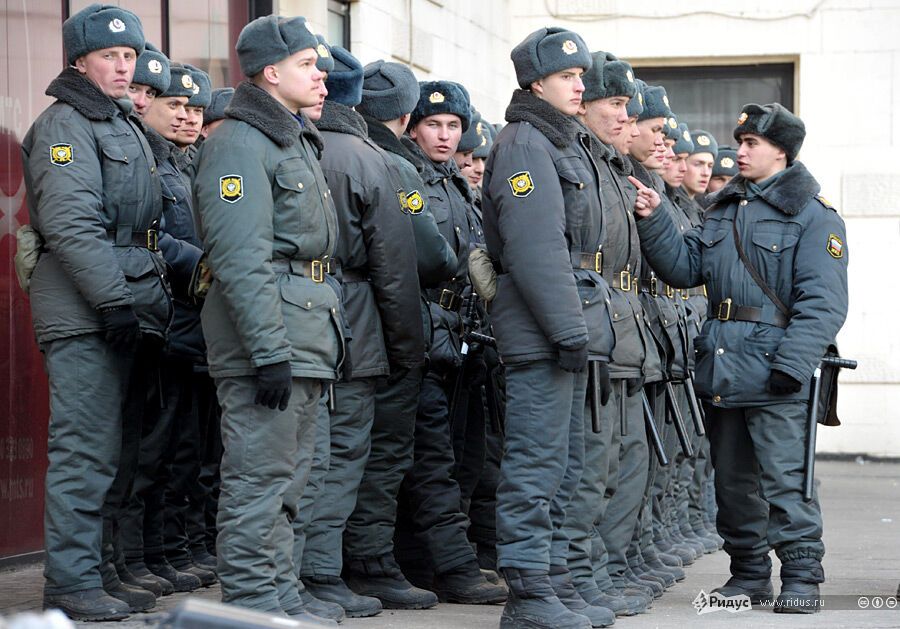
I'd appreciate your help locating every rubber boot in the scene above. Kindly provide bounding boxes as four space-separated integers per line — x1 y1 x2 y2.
500 568 591 629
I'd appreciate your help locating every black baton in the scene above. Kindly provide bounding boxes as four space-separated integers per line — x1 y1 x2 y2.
642 390 669 466
665 382 694 458
683 373 706 437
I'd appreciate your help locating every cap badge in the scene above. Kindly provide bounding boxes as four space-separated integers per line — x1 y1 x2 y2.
682 130 691 142
429 91 445 104
317 44 330 58
667 118 677 129
476 122 483 135
662 94 670 107
148 59 163 74
721 156 734 168
626 70 634 83
562 40 578 55
697 135 710 146
192 84 200 95
638 92 643 105
108 18 126 33
738 112 749 125
182 74 194 89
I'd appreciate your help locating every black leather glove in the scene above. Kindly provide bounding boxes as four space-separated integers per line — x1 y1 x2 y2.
255 361 292 411
596 361 613 406
767 369 802 395
99 305 141 351
626 375 645 398
557 345 589 373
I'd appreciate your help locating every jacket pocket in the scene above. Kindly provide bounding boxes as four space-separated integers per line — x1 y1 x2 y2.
575 271 614 358
750 225 800 289
98 133 140 205
273 157 316 238
279 277 342 375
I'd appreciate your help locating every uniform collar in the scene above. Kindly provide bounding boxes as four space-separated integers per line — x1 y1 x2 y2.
707 161 820 216
504 89 584 149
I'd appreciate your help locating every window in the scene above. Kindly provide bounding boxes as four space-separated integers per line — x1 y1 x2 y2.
328 0 351 49
636 63 795 149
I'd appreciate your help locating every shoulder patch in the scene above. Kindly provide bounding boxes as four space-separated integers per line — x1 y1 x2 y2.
826 233 844 259
507 171 534 198
406 190 424 214
50 143 73 166
816 194 836 212
219 175 243 203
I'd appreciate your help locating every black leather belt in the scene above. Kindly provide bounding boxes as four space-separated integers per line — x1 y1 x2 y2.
715 298 788 328
271 258 330 282
108 228 159 252
340 268 369 283
437 288 463 312
574 252 603 273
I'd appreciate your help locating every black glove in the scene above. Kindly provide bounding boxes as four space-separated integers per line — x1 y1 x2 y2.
557 345 588 373
255 361 292 411
626 375 645 398
596 361 613 406
99 305 141 351
767 369 802 395
340 344 353 382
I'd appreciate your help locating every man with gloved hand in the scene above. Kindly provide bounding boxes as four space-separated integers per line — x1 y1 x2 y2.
482 27 615 629
192 15 343 623
634 102 848 614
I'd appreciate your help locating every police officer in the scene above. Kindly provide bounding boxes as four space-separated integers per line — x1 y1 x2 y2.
174 64 210 154
343 59 457 610
483 27 616 629
298 44 424 619
192 16 343 623
394 80 506 605
23 5 170 620
682 129 718 208
702 145 739 201
634 102 848 613
201 87 234 139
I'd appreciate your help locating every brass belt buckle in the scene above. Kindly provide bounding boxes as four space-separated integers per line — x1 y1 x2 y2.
311 259 325 283
717 298 733 321
146 228 159 252
702 284 708 298
594 251 603 273
665 285 674 299
619 270 632 293
681 288 690 300
439 288 458 310
649 276 658 297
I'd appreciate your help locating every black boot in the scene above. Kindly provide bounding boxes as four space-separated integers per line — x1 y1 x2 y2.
145 558 202 592
500 568 591 629
433 560 508 605
104 581 157 612
712 555 774 604
43 587 131 622
303 575 383 618
344 554 438 610
774 557 824 614
548 566 614 627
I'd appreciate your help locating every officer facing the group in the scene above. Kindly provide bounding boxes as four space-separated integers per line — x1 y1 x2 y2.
192 15 343 623
22 4 170 621
634 103 849 613
483 27 617 629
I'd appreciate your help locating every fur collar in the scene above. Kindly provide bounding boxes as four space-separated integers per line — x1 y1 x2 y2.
46 68 119 121
317 100 368 139
225 81 323 153
706 161 820 216
401 136 442 183
143 126 175 163
504 89 582 149
363 115 423 170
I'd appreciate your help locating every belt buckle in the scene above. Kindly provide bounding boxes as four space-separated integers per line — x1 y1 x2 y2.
680 288 690 300
649 277 658 297
618 269 632 293
717 298 733 321
665 285 674 299
311 259 325 283
702 284 708 298
594 251 603 273
439 288 459 311
146 228 159 252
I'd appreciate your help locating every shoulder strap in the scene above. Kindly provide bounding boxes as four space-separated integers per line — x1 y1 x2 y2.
732 210 791 318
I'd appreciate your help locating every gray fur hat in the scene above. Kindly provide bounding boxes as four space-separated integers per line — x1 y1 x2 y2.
637 84 673 122
672 123 694 154
663 115 680 142
236 15 319 78
582 51 638 102
315 35 333 73
626 80 644 118
457 108 484 153
511 27 592 89
409 80 471 132
733 102 805 162
689 129 718 158
356 60 420 121
324 46 364 107
64 3 145 66
184 64 211 108
473 119 494 159
712 146 739 177
204 87 234 125
132 42 169 94
161 63 195 98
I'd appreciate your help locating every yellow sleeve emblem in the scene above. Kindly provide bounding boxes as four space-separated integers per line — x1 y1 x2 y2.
219 175 243 203
507 171 534 198
406 190 424 214
826 233 844 259
50 143 73 166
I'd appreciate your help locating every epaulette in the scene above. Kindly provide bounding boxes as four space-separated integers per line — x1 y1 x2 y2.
815 194 837 212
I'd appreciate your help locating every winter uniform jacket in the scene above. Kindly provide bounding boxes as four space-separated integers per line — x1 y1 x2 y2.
590 138 658 380
637 161 849 406
482 89 614 365
144 128 205 360
315 101 424 377
192 81 343 380
22 68 170 344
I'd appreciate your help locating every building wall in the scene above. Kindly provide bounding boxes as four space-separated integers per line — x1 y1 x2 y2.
329 0 900 456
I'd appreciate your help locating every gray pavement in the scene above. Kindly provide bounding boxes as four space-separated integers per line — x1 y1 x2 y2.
1 459 898 627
